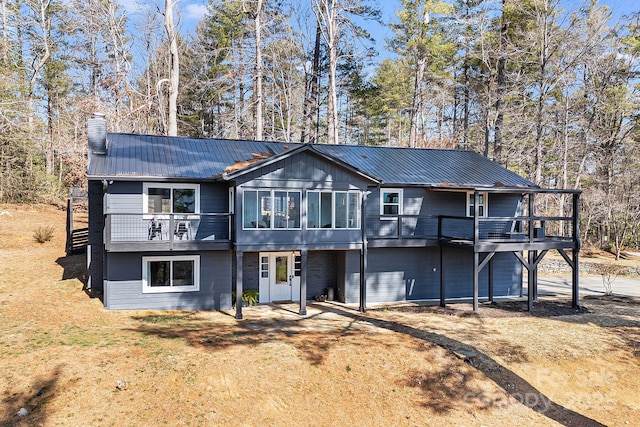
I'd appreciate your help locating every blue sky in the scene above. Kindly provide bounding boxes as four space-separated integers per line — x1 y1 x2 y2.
122 0 638 64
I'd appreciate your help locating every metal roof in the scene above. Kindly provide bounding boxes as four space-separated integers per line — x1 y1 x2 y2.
88 133 537 189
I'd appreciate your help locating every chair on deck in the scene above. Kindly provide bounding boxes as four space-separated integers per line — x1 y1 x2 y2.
148 219 163 240
174 221 190 240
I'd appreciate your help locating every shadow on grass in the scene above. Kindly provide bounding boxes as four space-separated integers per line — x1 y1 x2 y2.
0 365 62 427
127 303 605 426
55 254 103 301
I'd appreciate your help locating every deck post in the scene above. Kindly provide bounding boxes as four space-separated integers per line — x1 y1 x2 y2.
473 250 479 312
359 246 367 312
572 193 581 308
472 191 479 312
439 246 445 307
235 250 243 320
488 257 494 303
527 250 534 311
299 249 307 315
533 250 538 301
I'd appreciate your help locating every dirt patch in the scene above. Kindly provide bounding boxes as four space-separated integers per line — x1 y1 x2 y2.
1 204 639 426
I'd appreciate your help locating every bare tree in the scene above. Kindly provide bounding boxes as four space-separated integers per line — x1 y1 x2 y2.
164 0 179 136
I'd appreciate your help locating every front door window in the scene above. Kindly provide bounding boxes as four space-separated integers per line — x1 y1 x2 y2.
275 256 289 284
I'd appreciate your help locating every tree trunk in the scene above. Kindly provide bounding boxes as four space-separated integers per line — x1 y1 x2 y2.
409 7 430 149
253 0 264 140
164 0 179 136
494 0 507 164
301 24 322 144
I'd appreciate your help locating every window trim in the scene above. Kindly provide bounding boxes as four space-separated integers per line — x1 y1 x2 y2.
380 188 403 217
307 190 361 230
242 189 302 230
142 255 200 294
466 191 488 217
143 183 200 216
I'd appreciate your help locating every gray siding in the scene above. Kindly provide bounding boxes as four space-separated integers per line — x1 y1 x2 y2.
235 151 371 188
441 248 522 299
106 181 142 213
340 250 361 304
106 181 229 214
365 248 440 303
104 251 232 310
347 247 522 304
235 151 370 248
366 188 522 240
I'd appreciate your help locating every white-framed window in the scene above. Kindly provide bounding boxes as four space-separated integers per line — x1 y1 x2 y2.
307 190 361 229
143 183 200 215
142 255 200 293
260 256 269 278
243 189 301 230
380 188 403 216
467 192 488 217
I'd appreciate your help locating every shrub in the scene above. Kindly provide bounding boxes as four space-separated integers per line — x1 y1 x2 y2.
33 225 55 243
232 290 260 307
597 262 624 295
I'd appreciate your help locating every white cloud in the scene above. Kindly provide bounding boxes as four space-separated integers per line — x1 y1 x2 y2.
182 3 207 21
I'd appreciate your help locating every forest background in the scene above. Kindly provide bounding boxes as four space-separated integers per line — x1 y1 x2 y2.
1 0 639 255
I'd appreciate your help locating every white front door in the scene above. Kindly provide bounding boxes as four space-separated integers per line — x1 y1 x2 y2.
259 252 301 302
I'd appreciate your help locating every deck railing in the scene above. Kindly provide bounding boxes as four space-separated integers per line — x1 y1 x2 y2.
365 214 576 243
105 213 231 244
438 215 575 243
365 215 439 239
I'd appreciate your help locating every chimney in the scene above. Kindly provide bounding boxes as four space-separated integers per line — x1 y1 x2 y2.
88 112 107 156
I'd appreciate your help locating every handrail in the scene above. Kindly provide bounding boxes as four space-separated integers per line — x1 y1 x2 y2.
105 212 231 244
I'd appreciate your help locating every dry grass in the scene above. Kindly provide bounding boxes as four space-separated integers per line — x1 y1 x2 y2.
0 204 639 426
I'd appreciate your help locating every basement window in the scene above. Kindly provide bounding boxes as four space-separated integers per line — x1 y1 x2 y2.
142 255 200 293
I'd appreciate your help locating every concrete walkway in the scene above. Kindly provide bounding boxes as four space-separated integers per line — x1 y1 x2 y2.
535 274 640 298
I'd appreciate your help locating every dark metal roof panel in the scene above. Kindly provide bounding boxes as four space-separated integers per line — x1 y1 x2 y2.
311 145 536 188
88 133 300 179
88 133 536 188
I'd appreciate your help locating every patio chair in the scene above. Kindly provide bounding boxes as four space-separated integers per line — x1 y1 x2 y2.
174 221 190 240
148 219 163 240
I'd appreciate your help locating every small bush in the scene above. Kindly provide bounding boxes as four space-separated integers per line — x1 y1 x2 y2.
33 225 55 243
232 290 260 307
597 262 624 295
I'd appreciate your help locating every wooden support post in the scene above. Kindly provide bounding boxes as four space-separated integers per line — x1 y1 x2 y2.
533 250 538 301
359 246 367 312
488 257 494 303
299 249 307 315
235 251 243 320
472 191 479 312
572 249 580 308
527 250 534 311
439 246 445 307
473 250 479 312
572 193 581 308
360 191 368 313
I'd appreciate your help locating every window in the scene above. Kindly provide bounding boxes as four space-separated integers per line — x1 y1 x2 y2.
243 190 301 229
142 256 199 293
144 183 199 215
307 190 361 229
467 192 488 217
380 189 403 216
260 256 269 278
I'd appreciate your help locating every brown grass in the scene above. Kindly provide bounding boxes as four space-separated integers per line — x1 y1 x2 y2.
0 204 638 426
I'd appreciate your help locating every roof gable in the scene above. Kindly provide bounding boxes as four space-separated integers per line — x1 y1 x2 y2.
222 144 380 184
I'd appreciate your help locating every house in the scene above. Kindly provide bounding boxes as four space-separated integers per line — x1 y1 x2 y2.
86 114 581 319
